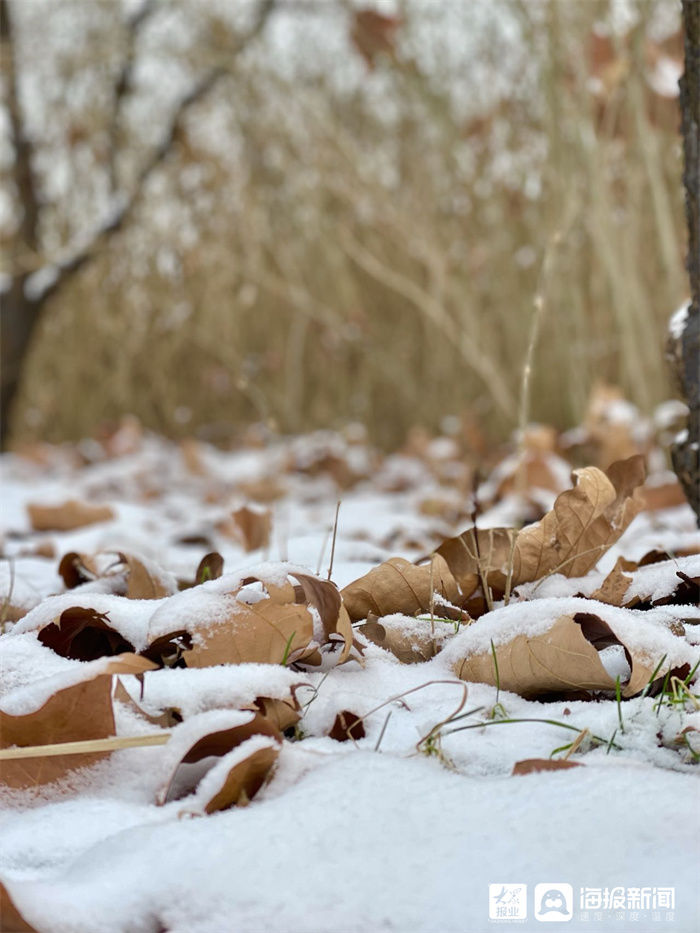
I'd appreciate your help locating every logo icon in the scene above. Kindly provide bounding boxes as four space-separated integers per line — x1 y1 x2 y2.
489 884 527 921
534 883 573 922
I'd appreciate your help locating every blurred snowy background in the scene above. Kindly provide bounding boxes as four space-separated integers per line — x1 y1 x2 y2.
0 0 688 449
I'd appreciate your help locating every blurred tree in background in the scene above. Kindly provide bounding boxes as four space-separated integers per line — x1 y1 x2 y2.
0 0 689 449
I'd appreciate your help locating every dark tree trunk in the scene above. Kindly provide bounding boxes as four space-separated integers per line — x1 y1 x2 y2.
672 1 700 523
0 0 42 445
1 283 39 444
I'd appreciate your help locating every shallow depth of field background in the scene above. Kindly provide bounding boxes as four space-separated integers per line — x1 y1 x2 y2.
0 0 688 450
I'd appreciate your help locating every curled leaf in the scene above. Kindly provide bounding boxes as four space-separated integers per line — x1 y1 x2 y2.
454 612 663 699
57 550 176 599
198 739 281 813
329 710 365 742
37 607 136 661
439 456 645 598
159 710 282 810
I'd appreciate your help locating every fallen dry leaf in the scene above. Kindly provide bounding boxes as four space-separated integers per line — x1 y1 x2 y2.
358 615 451 663
289 572 355 662
0 881 38 932
58 551 102 588
120 552 176 599
512 758 583 776
342 556 460 622
184 601 317 668
146 570 357 670
159 711 282 809
593 557 699 610
638 546 700 565
248 694 301 733
220 505 272 552
438 455 646 598
590 557 636 606
329 710 365 742
453 612 660 699
57 550 176 599
27 499 115 532
145 577 319 669
0 654 156 788
38 607 136 661
199 740 281 813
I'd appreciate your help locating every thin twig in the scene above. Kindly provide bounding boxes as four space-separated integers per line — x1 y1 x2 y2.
374 710 393 751
326 500 341 581
0 733 171 760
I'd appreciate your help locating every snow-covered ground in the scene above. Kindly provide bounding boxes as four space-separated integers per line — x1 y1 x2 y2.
1 425 699 932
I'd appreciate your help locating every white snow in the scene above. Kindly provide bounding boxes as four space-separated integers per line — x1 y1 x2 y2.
2 751 698 932
669 301 690 339
1 428 699 932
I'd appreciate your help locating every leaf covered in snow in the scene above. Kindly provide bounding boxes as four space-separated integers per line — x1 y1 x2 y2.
0 654 156 787
145 568 354 669
452 611 665 699
58 550 176 599
158 710 283 811
358 614 453 663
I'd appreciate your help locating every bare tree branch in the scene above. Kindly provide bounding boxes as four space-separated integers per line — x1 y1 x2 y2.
34 0 277 307
107 0 158 194
1 0 277 443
